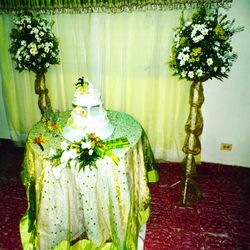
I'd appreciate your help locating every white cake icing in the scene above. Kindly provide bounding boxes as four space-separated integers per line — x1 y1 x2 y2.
62 78 114 142
72 82 101 107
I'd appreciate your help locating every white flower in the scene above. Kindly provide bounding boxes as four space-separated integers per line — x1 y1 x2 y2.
60 150 71 163
193 35 204 43
28 42 35 48
49 148 56 156
35 35 41 43
30 47 38 56
60 149 77 163
25 17 31 23
44 47 50 53
197 69 203 77
179 60 185 66
38 44 44 49
45 62 50 68
81 141 92 149
39 31 45 36
201 29 208 36
177 52 190 66
173 32 180 42
21 40 26 46
183 47 190 52
185 21 192 27
206 58 213 66
31 28 39 34
88 149 94 156
181 71 187 78
61 141 69 150
15 48 21 58
214 46 220 52
215 41 220 47
68 148 78 159
188 71 194 78
27 24 32 29
191 29 197 38
25 55 30 61
221 67 226 73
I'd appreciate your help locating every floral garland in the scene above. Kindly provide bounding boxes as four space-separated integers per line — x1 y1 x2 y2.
48 134 129 172
169 7 243 82
9 12 60 74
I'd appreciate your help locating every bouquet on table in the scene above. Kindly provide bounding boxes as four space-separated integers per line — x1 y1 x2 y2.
47 134 129 179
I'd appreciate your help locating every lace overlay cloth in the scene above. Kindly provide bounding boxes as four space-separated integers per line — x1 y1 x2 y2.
21 110 151 250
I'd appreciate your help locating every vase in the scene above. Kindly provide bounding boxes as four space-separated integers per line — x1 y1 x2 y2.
35 72 52 116
180 80 204 206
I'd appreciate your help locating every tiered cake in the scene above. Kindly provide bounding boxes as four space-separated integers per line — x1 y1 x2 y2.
62 77 114 142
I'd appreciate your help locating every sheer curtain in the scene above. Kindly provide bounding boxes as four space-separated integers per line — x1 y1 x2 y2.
0 10 193 161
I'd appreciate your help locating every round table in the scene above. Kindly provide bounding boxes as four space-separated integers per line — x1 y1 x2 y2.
20 110 155 250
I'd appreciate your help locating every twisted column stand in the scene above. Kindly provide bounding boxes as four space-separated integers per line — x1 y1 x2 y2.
35 72 52 116
180 81 204 206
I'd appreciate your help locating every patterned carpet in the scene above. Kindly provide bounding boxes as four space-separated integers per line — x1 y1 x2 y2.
0 140 250 249
145 163 250 250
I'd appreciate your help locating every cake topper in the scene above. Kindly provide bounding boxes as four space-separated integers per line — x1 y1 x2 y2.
76 76 88 87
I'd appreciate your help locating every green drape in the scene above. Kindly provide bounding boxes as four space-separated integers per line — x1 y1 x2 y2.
0 0 232 13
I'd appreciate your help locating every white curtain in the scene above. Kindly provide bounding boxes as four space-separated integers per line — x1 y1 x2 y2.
0 10 193 161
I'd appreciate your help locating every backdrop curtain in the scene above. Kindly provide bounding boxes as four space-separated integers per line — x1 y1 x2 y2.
1 10 197 161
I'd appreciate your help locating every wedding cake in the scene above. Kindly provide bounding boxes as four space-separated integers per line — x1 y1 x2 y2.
62 77 114 142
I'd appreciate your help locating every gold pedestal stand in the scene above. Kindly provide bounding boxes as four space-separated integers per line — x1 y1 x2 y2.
35 72 52 116
181 81 204 206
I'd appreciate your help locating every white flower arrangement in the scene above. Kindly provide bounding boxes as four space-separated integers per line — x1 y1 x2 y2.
47 134 129 175
48 134 104 172
9 12 60 74
169 7 243 82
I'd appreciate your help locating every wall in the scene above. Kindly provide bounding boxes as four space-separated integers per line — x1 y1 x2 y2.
201 0 250 167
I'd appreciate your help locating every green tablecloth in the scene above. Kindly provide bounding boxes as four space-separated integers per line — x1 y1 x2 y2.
20 110 158 250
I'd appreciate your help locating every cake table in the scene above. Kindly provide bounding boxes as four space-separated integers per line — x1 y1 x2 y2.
20 110 157 250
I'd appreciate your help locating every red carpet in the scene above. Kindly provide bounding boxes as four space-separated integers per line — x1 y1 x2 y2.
0 141 250 249
144 163 250 250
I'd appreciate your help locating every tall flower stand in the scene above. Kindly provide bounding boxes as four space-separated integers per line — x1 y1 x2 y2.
180 81 204 206
35 72 52 116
